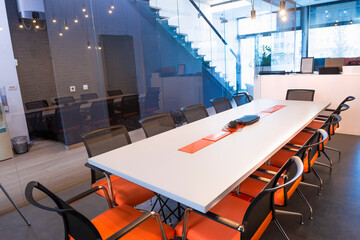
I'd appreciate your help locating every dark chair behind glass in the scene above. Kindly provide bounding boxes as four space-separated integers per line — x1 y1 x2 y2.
25 100 49 137
107 89 123 97
53 105 82 145
286 89 315 101
180 104 208 123
210 97 232 113
139 113 176 138
90 99 115 129
144 87 160 114
233 92 252 106
25 100 49 110
120 94 141 130
54 96 75 105
81 93 98 101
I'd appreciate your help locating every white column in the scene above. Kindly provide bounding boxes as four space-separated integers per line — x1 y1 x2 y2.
0 0 29 140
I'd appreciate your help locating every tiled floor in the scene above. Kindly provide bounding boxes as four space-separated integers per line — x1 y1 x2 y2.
0 133 359 239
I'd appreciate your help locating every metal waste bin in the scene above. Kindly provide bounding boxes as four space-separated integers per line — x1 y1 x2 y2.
11 136 28 154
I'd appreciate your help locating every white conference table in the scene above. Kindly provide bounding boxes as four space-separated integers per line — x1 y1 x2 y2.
89 99 329 213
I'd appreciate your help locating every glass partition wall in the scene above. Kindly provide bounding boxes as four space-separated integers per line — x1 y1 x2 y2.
39 0 238 147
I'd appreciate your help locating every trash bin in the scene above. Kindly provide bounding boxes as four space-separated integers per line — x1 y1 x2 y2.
11 136 28 154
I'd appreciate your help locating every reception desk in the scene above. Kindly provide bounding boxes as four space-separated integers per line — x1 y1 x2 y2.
258 73 360 136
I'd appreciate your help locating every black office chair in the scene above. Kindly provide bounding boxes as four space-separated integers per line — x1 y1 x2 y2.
53 105 82 145
139 113 176 138
286 89 315 101
25 100 49 138
233 92 252 106
180 104 209 123
81 93 99 101
120 94 141 130
175 156 303 240
143 87 161 114
25 100 49 110
54 96 75 105
25 181 174 240
107 89 123 97
90 99 115 129
82 125 155 207
210 97 232 113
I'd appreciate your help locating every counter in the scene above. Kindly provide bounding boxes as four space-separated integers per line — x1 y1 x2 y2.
258 73 360 136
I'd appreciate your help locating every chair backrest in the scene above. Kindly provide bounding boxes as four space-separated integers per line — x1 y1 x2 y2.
107 89 123 97
180 104 209 123
25 100 49 110
241 156 303 240
232 92 252 106
299 129 329 172
286 89 315 101
139 113 176 138
339 96 355 106
81 93 98 101
90 99 114 126
145 87 160 111
55 105 81 131
210 97 232 113
54 96 75 105
82 125 131 184
25 181 102 240
121 94 140 117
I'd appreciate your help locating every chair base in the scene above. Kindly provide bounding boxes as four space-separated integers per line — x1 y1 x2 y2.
275 209 304 225
296 188 313 220
274 219 290 240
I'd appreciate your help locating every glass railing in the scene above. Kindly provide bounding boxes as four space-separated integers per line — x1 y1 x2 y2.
138 0 238 93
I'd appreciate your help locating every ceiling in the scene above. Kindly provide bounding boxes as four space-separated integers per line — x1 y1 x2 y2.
199 0 342 7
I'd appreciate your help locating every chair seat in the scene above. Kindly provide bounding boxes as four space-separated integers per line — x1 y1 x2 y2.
175 195 250 240
92 205 175 240
269 149 296 168
289 131 312 146
307 120 324 129
93 176 155 206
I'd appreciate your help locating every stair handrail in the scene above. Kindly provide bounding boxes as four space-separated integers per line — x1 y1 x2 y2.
188 0 237 58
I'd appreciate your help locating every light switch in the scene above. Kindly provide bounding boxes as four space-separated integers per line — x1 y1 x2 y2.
70 86 76 92
8 85 17 91
83 84 88 90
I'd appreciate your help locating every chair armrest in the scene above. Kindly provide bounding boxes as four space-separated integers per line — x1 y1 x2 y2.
192 209 244 232
324 108 336 112
66 185 113 209
85 163 116 206
106 211 168 240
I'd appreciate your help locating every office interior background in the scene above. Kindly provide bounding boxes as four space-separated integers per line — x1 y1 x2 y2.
0 0 359 239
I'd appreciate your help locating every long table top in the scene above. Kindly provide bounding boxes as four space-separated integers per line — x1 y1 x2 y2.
89 99 329 213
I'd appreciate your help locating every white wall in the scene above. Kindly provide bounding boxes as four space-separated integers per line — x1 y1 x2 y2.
259 74 360 136
0 0 29 140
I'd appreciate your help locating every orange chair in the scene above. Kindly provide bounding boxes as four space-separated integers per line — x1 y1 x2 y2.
25 181 174 240
82 125 155 207
237 147 312 220
175 156 303 240
289 115 340 174
306 96 355 158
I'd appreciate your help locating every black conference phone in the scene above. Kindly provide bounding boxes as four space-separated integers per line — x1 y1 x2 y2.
226 115 260 129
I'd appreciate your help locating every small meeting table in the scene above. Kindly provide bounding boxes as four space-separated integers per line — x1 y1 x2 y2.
88 99 329 213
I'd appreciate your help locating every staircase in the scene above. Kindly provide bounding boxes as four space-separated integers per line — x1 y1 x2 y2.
136 0 237 94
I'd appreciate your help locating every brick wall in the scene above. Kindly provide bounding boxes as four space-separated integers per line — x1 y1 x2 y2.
5 0 57 105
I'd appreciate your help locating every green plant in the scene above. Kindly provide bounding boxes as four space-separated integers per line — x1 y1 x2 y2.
260 45 271 66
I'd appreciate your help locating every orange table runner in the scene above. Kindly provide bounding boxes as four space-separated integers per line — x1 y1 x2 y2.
178 105 286 154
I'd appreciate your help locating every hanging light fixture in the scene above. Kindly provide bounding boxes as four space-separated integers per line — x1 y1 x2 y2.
280 0 286 16
251 0 256 20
